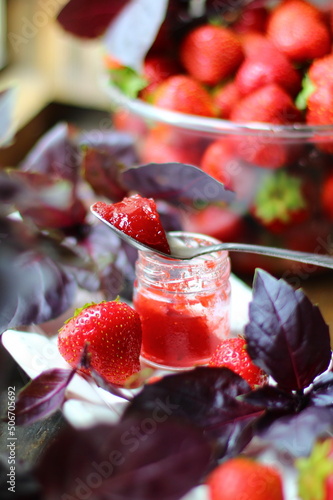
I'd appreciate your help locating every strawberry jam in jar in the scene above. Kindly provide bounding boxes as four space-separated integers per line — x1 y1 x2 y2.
133 232 231 370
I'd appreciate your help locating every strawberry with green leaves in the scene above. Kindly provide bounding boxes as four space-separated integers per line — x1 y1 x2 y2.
139 54 181 102
92 194 171 254
209 336 268 388
180 24 243 86
58 301 142 386
206 457 284 500
297 439 333 500
252 170 309 233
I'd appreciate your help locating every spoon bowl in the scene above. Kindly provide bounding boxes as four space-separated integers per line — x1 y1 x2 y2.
91 205 333 269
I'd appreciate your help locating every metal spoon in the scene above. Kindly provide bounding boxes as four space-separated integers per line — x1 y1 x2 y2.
91 206 333 269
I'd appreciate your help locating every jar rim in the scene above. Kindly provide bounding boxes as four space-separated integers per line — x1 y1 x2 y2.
137 231 229 271
104 80 333 140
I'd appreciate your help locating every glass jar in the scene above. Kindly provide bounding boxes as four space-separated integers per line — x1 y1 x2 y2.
133 232 231 370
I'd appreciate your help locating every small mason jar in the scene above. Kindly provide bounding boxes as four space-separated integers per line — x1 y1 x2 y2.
133 232 231 370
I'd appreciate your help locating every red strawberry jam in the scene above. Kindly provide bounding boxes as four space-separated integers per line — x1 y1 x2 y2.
92 195 170 254
133 233 231 369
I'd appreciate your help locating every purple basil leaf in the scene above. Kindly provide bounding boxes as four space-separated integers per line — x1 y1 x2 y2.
0 218 77 332
14 368 75 426
82 147 128 201
78 129 138 167
57 0 128 38
256 406 333 457
0 87 15 147
243 385 304 413
123 367 264 459
156 200 183 232
309 371 333 407
245 269 331 391
120 163 235 207
20 123 80 183
9 171 87 229
104 0 168 71
75 223 133 298
79 130 138 201
36 418 211 500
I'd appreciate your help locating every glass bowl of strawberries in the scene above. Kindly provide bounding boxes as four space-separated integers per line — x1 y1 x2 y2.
106 0 333 278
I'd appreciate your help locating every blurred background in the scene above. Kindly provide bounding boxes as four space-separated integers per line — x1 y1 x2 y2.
0 0 111 165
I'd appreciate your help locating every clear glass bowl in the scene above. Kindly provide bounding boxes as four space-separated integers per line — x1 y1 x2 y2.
105 82 333 278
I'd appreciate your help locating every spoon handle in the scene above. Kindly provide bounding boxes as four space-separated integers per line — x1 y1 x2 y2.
196 243 333 270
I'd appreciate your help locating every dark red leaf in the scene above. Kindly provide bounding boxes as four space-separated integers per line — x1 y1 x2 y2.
120 163 235 207
36 418 212 500
9 171 87 229
0 218 77 333
79 130 139 201
243 385 304 413
123 367 264 459
20 123 80 183
56 0 128 38
14 369 75 426
257 406 333 457
310 372 333 407
245 269 331 391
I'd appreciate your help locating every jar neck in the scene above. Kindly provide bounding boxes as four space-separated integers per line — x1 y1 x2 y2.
135 233 230 293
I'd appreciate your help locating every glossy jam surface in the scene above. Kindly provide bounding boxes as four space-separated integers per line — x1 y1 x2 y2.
92 195 170 254
134 288 230 368
133 233 231 369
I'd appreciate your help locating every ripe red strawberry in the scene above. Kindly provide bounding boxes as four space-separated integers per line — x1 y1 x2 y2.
267 0 331 63
235 46 301 96
230 84 302 168
239 32 276 59
321 174 333 221
180 24 243 86
112 109 148 136
184 206 246 243
140 55 181 101
141 125 204 166
152 75 216 117
206 457 284 500
307 84 333 126
213 81 240 119
201 139 236 188
252 170 309 233
58 301 142 386
297 55 333 152
308 54 333 89
208 337 268 388
231 84 302 125
296 438 333 500
92 194 171 254
232 6 268 34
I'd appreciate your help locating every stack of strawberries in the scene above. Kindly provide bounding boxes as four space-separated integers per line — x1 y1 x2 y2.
110 0 333 273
